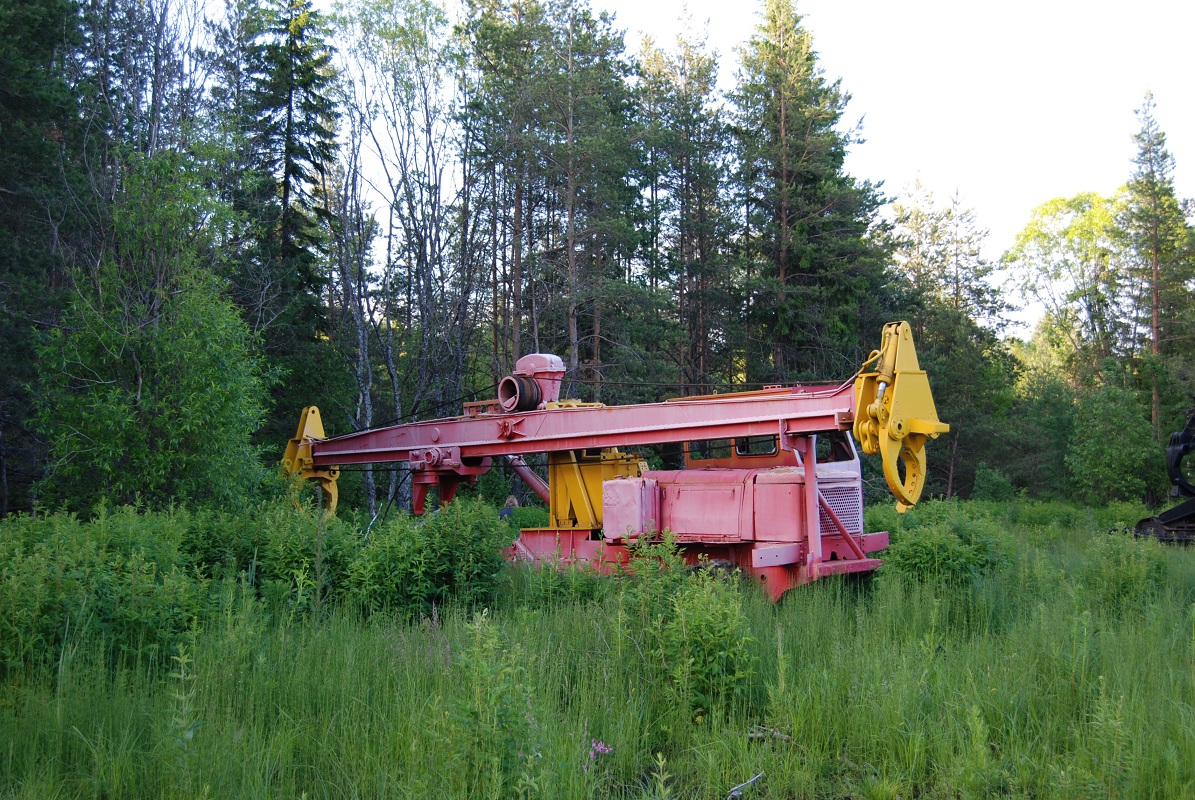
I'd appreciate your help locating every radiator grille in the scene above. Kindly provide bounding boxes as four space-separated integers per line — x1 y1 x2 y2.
819 484 863 535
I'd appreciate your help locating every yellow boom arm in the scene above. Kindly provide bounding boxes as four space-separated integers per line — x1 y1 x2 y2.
853 321 950 512
281 406 340 513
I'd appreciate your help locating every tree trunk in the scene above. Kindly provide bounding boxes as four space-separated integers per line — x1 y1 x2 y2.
1151 234 1160 438
564 25 579 387
512 171 524 359
945 432 959 499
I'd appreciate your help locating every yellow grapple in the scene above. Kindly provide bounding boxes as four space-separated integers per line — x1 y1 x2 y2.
853 321 950 512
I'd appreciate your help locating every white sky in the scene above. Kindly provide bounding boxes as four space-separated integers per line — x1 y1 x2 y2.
599 0 1195 267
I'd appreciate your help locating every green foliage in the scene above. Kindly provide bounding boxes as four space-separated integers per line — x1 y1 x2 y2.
972 463 1016 501
732 0 893 382
498 560 611 609
34 152 269 512
1077 529 1168 613
0 0 79 515
505 505 549 531
617 532 690 630
1004 192 1130 376
347 499 512 617
0 507 212 673
446 610 545 797
1065 384 1163 504
914 304 1018 497
881 502 1008 587
617 535 755 723
257 502 356 613
1005 341 1078 497
654 571 756 716
5 499 1195 797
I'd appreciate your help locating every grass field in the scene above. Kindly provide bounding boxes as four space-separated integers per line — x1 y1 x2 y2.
3 500 1195 799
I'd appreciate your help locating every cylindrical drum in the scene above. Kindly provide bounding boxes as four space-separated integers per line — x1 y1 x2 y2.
498 375 542 412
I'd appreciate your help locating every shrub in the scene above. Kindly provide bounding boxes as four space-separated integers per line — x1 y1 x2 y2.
446 611 545 796
505 505 550 531
972 463 1016 501
1065 384 1165 504
178 507 262 579
655 571 756 714
1076 529 1167 613
347 499 512 617
33 153 269 512
257 503 355 611
616 535 755 720
881 503 1007 587
0 507 212 672
499 560 611 608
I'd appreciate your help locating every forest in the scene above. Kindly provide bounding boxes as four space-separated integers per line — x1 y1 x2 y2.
6 3 1195 796
1 0 1193 516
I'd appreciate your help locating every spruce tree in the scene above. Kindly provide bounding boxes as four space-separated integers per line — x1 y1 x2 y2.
251 0 337 338
206 0 344 444
638 27 736 394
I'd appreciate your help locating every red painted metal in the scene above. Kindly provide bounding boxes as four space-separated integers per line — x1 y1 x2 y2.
305 363 890 599
504 455 551 505
310 382 855 467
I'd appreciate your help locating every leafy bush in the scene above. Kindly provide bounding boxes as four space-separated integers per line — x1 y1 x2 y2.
499 560 611 608
972 463 1016 501
177 507 263 579
257 503 355 612
616 535 755 720
505 505 550 530
446 611 545 796
881 503 1008 587
347 499 512 617
1066 384 1164 504
655 571 756 714
618 532 690 629
0 507 212 672
1092 502 1152 531
34 152 269 512
997 501 1091 530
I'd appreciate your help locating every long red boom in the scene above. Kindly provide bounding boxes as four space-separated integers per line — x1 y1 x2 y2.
309 382 856 467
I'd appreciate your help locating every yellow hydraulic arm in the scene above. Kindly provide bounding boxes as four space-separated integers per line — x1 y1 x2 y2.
281 406 340 513
853 321 950 512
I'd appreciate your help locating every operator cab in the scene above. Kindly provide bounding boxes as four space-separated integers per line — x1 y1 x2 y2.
684 429 857 470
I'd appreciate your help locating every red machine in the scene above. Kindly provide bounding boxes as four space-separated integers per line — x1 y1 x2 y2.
284 322 948 600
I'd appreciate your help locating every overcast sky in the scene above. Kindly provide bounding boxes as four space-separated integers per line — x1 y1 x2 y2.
599 0 1194 266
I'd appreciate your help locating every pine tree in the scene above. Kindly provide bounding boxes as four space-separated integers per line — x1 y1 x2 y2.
464 0 553 370
891 182 1006 329
731 0 890 381
890 183 1015 497
1122 92 1193 436
250 0 337 345
0 0 80 514
638 26 735 393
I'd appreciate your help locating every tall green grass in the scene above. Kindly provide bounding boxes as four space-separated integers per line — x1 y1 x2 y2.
3 499 1195 798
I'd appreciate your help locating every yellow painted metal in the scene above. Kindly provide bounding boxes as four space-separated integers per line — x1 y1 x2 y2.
547 448 644 530
544 399 606 410
853 322 950 512
281 406 340 513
